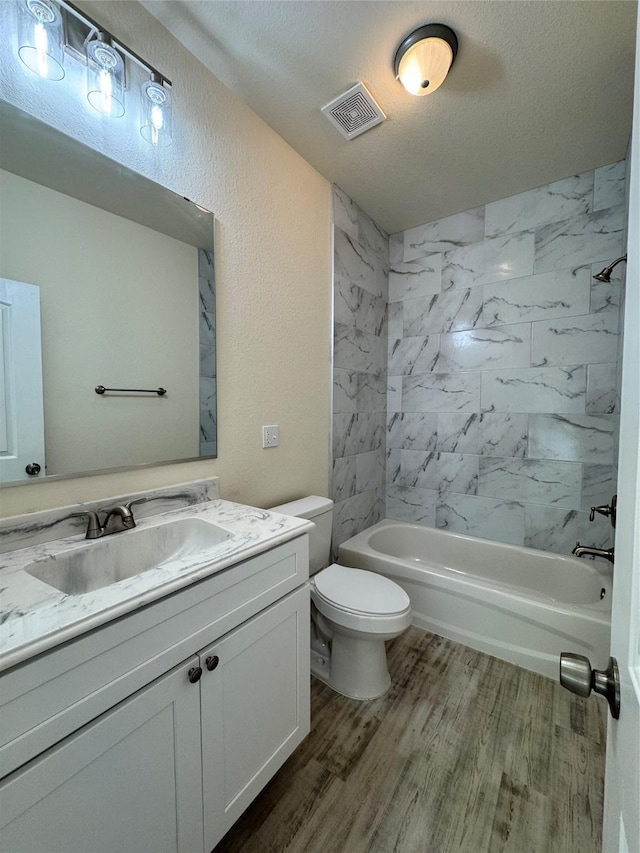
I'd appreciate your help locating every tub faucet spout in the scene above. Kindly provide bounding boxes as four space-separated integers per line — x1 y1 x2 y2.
572 543 614 564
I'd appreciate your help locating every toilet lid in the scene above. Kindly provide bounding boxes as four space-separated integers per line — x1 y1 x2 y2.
314 564 410 616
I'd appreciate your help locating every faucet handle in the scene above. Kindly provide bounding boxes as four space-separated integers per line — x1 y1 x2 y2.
121 498 144 516
122 501 137 528
589 495 617 527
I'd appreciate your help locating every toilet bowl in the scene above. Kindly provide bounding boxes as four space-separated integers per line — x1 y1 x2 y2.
269 497 411 700
311 563 411 698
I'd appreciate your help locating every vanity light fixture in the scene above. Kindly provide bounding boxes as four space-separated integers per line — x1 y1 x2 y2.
393 23 458 96
13 0 173 145
140 72 172 146
593 255 627 282
17 0 65 80
86 32 125 117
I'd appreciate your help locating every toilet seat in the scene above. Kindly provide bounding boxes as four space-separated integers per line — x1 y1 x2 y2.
312 564 411 634
269 497 412 699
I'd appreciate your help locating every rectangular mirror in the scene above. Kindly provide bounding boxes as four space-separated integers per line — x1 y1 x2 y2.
0 100 216 486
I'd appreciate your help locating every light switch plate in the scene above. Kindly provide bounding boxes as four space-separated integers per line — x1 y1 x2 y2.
262 425 279 448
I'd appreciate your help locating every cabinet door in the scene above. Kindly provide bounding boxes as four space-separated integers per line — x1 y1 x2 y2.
199 586 310 851
0 657 204 853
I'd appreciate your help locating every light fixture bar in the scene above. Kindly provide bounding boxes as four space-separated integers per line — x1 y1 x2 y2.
13 0 176 145
57 0 171 88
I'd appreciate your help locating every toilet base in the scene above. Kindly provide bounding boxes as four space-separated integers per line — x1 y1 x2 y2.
310 633 392 700
310 650 331 684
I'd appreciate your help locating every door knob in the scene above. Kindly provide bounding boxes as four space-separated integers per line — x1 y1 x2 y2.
559 653 620 719
25 462 42 476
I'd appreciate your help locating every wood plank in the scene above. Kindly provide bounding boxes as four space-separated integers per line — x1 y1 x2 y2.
553 684 608 744
213 757 343 853
548 723 605 852
213 628 606 853
505 668 555 791
488 773 551 853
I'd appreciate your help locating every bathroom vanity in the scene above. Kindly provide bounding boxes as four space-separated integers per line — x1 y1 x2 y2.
0 480 312 852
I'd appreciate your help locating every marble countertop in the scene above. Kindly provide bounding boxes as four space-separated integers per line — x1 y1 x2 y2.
0 498 312 673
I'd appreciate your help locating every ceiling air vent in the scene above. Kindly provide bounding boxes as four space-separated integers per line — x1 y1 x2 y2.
321 82 386 140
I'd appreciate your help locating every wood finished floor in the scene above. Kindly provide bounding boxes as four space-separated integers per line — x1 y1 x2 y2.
213 628 607 853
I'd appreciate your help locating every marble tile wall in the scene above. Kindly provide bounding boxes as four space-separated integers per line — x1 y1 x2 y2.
387 161 626 555
332 186 389 552
199 249 217 457
612 138 631 505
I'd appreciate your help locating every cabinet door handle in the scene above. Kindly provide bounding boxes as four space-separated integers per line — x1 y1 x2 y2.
205 655 220 671
188 666 203 684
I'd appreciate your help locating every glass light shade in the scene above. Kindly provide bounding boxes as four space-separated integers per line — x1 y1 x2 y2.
86 37 125 117
140 78 172 146
397 36 454 96
17 0 65 81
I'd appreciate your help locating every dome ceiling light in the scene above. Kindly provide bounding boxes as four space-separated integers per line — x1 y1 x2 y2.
393 23 458 97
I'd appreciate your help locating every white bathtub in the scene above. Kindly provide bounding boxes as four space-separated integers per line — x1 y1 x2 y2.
338 520 612 680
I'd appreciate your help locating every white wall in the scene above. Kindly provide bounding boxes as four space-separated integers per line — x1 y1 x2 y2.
1 169 200 476
0 0 331 515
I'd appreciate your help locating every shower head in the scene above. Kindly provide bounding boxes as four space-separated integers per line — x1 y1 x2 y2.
593 254 627 282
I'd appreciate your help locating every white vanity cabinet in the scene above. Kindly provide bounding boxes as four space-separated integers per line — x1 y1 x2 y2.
0 655 205 853
199 588 308 851
0 535 310 853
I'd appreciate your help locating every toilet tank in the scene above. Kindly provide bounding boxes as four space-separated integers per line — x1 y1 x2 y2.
269 496 333 576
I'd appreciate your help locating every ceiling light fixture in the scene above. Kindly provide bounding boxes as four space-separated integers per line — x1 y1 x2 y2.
393 23 458 97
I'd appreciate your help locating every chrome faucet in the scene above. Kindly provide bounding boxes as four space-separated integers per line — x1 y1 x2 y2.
71 502 137 539
572 543 615 564
103 504 136 534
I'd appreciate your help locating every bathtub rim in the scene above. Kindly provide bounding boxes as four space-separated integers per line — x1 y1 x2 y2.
337 518 612 617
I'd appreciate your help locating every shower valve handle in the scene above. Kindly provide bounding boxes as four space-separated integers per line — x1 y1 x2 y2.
589 495 617 528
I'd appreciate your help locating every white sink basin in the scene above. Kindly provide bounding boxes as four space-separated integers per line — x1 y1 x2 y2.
24 517 232 596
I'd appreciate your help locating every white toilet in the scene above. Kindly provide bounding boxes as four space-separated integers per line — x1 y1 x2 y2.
270 496 411 700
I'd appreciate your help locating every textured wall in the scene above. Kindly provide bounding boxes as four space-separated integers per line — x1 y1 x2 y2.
387 162 626 555
0 0 331 516
331 187 388 551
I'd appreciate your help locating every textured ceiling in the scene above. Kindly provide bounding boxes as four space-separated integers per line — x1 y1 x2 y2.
142 0 637 234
